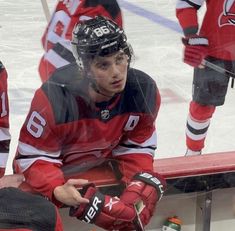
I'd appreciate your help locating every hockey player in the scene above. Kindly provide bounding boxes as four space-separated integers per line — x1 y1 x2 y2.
0 61 24 188
0 61 11 179
176 0 235 155
0 61 63 231
39 0 123 82
14 16 166 230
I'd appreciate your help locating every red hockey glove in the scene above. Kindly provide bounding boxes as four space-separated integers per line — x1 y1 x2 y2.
69 183 139 230
117 172 166 230
69 172 166 231
182 36 209 67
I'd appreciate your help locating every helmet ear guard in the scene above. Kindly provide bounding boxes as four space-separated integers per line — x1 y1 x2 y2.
71 16 132 71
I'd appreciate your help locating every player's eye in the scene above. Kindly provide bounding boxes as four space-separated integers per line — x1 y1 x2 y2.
116 53 126 64
96 62 109 70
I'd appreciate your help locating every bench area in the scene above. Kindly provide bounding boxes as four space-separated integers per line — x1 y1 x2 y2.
18 151 235 231
155 151 235 231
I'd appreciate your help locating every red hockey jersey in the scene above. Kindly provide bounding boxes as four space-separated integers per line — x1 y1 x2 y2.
176 0 235 60
39 0 123 82
15 64 160 202
0 61 11 177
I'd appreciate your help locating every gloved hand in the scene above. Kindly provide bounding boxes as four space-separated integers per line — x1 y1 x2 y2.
69 172 166 231
182 35 209 67
69 183 137 230
119 172 166 230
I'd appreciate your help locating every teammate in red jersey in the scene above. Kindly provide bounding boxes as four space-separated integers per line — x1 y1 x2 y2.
0 61 24 188
0 61 63 231
15 16 166 230
176 0 235 155
0 61 11 178
39 0 123 82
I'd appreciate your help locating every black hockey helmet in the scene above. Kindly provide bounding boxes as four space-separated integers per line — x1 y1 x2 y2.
71 16 132 70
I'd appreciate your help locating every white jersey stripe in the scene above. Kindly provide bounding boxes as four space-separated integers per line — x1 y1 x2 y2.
18 141 61 157
16 157 62 172
0 127 11 141
112 130 157 157
0 152 8 168
124 130 157 147
112 146 155 157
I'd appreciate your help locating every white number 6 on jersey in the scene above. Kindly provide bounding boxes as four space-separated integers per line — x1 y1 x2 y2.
27 111 46 138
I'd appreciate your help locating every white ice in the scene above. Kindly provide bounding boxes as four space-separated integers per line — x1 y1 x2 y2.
0 1 235 230
1 0 234 173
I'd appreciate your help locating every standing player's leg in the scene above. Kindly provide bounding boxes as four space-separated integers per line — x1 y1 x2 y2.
185 58 229 155
0 61 11 177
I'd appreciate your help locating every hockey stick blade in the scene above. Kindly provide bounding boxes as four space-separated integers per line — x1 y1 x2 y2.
202 60 235 79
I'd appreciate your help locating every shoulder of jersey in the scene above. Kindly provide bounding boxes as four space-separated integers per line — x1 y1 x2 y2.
124 68 158 113
41 63 84 124
127 68 157 91
46 62 81 85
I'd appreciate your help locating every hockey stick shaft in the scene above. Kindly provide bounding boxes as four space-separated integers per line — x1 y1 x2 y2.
202 59 235 79
134 205 146 231
40 0 51 22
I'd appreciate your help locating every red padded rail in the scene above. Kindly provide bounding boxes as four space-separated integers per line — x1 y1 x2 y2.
155 151 235 179
19 151 235 192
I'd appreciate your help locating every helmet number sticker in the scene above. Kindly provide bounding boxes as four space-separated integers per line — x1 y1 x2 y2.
94 26 110 37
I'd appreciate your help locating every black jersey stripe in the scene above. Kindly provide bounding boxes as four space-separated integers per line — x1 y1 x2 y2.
84 0 121 19
180 0 201 10
52 43 75 63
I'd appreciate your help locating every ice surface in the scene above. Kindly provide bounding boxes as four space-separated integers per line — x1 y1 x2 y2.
1 0 234 173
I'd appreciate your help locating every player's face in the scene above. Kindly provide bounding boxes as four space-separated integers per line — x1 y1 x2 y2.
89 50 129 97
